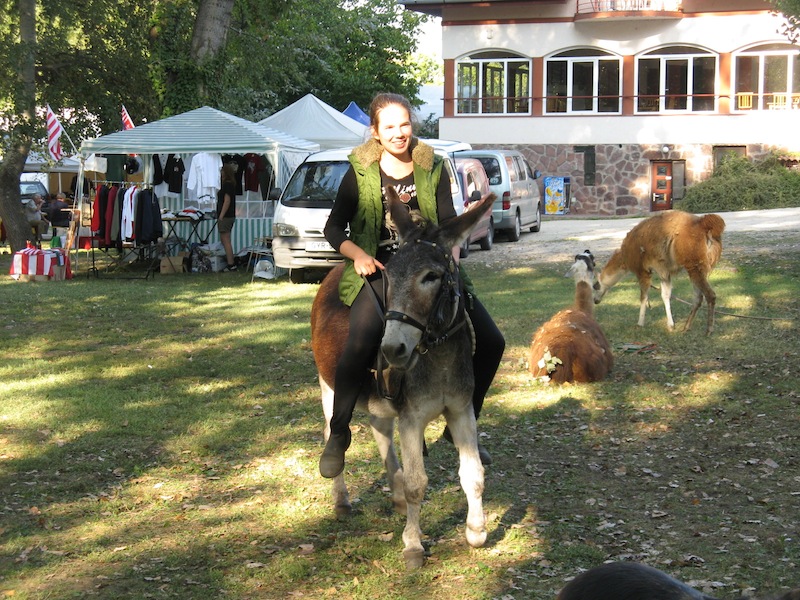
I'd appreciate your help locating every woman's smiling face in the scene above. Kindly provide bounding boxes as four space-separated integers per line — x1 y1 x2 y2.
372 103 413 158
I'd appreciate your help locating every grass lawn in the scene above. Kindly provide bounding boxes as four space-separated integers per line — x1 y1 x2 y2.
1 235 798 599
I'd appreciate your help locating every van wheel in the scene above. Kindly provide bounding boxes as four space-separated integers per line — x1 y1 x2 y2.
479 221 494 251
289 268 305 284
459 239 470 258
508 213 521 242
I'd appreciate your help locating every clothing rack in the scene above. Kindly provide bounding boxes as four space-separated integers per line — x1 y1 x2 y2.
85 180 164 280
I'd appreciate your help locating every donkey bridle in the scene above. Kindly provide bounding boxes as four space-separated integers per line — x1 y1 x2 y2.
361 240 467 402
383 240 466 355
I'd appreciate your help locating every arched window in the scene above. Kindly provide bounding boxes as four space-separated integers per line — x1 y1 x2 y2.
733 43 800 110
635 46 717 113
456 51 531 115
545 48 622 114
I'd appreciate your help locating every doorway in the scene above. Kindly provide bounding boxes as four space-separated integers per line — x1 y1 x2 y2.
650 161 673 211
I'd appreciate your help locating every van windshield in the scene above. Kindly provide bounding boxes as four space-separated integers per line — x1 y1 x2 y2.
280 160 349 208
475 157 503 186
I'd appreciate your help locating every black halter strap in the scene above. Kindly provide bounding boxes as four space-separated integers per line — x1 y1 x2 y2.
383 240 466 355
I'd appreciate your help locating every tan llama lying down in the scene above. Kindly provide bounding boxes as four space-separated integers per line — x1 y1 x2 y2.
529 250 613 384
557 561 800 600
593 210 725 335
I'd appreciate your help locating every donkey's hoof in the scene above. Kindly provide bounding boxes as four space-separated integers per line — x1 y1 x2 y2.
334 502 352 519
466 526 487 548
403 547 426 570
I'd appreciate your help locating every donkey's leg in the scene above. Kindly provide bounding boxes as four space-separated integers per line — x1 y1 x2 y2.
370 415 406 515
320 377 351 517
397 420 428 569
445 410 487 549
658 276 675 330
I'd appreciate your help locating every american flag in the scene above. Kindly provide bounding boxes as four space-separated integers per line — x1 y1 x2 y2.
46 105 63 162
121 104 135 130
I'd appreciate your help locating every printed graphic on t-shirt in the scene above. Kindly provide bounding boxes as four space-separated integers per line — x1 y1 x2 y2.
381 181 419 244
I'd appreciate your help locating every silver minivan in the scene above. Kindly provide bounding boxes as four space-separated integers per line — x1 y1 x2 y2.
456 149 542 241
272 141 469 283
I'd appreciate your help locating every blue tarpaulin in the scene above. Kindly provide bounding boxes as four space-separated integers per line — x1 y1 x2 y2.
343 101 369 126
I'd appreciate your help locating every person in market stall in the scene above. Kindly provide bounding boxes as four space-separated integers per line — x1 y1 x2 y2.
217 162 238 271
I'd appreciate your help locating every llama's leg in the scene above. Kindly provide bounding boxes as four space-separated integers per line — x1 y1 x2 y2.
397 419 428 569
659 277 675 330
370 415 406 515
637 273 653 327
685 272 716 334
321 377 351 517
446 410 487 548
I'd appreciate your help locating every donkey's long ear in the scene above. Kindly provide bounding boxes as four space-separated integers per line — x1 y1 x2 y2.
386 185 416 239
438 193 495 250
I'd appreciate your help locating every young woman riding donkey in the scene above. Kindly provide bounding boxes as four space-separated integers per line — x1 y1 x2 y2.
310 93 504 567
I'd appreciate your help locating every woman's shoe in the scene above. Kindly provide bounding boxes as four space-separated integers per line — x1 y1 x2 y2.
319 430 351 478
222 263 238 272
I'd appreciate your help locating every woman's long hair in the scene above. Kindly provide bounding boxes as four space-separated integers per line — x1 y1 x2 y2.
221 163 237 185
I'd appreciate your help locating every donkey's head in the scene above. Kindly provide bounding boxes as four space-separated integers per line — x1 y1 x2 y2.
380 186 494 370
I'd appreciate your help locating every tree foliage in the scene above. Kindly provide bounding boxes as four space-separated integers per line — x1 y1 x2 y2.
772 0 800 42
182 0 430 119
0 0 431 250
677 153 800 213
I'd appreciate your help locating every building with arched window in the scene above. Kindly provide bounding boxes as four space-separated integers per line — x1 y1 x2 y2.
401 0 800 215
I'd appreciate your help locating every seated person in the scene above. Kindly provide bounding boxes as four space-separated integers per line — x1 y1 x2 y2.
46 193 71 230
23 193 49 240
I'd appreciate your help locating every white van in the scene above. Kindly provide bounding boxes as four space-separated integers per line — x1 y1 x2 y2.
272 141 469 283
456 149 542 241
271 147 351 283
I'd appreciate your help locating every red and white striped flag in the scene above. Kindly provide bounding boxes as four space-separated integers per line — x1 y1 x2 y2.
46 104 63 162
121 105 135 130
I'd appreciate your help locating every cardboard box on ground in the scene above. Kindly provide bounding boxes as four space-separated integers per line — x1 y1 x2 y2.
160 252 188 274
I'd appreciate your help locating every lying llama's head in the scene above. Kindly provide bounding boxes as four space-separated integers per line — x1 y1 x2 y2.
564 249 595 283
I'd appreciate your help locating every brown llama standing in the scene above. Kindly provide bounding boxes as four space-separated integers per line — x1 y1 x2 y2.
529 250 613 384
593 210 725 335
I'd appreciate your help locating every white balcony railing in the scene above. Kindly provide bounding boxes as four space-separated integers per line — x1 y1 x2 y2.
576 0 682 15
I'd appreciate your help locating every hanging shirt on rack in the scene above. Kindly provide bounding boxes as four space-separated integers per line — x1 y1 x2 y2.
136 189 163 244
152 155 164 185
187 152 222 205
164 154 186 194
222 153 246 195
243 153 264 193
259 156 275 200
121 185 138 241
104 185 120 248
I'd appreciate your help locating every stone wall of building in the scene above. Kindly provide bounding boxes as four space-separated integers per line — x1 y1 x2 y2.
479 142 778 216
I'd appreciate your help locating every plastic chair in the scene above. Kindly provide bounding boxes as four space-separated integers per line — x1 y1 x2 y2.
248 237 273 282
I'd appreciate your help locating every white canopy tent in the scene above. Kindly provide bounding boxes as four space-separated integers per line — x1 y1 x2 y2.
74 106 320 261
258 93 368 150
79 106 319 187
22 152 82 196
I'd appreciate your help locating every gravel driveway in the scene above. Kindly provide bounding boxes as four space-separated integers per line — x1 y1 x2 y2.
467 207 800 267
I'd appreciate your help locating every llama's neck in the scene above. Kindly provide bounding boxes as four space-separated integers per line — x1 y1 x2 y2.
574 280 594 315
597 250 627 290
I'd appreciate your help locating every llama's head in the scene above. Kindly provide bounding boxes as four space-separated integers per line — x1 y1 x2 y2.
565 249 595 284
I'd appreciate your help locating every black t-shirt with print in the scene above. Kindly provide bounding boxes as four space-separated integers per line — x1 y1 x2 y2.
324 164 455 254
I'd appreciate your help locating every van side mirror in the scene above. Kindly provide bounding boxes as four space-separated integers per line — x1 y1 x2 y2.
533 169 542 180
268 187 281 201
469 189 482 203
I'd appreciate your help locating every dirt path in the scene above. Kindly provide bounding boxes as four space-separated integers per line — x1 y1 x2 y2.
466 207 800 267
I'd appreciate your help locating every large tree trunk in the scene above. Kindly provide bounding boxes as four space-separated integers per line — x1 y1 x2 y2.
0 0 38 253
190 0 234 102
